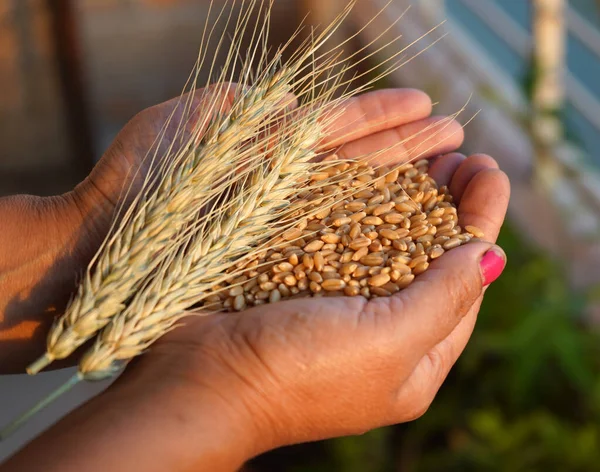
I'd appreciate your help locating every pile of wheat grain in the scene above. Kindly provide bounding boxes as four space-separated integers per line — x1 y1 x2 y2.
206 157 484 312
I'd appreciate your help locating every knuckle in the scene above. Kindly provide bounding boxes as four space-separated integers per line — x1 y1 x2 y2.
396 385 435 423
395 348 449 423
426 347 451 386
357 296 388 329
405 399 433 422
440 264 481 320
397 381 438 422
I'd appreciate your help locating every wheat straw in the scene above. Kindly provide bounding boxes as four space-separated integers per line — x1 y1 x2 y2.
35 0 371 377
26 1 302 375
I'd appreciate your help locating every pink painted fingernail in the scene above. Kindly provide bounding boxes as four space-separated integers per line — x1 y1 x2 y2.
480 247 506 286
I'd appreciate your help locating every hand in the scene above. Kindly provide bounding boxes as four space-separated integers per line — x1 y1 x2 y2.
2 89 510 472
123 153 509 467
0 86 463 372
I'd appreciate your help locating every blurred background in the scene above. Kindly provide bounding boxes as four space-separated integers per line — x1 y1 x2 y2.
1 0 600 470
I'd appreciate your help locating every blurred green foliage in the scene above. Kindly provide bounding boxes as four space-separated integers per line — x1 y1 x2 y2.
251 223 600 471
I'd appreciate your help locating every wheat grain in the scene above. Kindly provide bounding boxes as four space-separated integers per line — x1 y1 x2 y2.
207 157 483 311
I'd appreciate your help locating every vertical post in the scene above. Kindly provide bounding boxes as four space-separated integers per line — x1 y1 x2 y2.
532 0 566 137
531 0 566 189
12 0 37 113
47 0 96 175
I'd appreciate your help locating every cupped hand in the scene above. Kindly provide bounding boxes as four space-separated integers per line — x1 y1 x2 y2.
115 152 509 464
2 87 510 472
1 86 465 372
68 106 508 469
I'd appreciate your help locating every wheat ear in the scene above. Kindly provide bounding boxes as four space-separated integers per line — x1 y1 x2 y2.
74 48 358 378
74 0 453 377
66 0 367 377
25 2 298 375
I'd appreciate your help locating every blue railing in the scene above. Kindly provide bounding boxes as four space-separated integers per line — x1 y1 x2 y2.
446 0 600 165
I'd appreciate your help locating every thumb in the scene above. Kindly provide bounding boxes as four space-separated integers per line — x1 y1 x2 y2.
373 241 506 363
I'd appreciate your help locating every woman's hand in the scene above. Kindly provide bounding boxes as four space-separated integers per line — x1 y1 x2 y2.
1 88 510 472
113 153 508 471
0 87 463 372
0 87 223 371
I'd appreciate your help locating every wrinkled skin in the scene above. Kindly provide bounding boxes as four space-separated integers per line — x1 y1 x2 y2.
0 86 510 472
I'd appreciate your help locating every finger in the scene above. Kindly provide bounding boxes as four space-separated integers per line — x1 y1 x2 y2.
427 153 466 188
449 154 499 203
458 168 511 243
335 116 464 165
387 164 509 421
319 89 432 150
364 242 506 366
393 300 481 422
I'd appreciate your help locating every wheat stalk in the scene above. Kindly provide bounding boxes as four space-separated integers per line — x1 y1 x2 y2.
26 0 359 375
26 1 303 375
38 0 368 377
75 53 354 374
50 0 455 378
73 28 365 378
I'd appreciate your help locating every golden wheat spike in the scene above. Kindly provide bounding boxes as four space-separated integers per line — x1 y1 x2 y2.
26 0 293 376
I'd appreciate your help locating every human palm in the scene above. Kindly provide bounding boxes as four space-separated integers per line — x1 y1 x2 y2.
87 88 509 457
1 86 510 471
128 118 509 457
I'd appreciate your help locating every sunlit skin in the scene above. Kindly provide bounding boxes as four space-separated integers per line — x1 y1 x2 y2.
0 87 510 472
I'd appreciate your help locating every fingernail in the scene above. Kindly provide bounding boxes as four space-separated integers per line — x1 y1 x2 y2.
480 247 506 286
